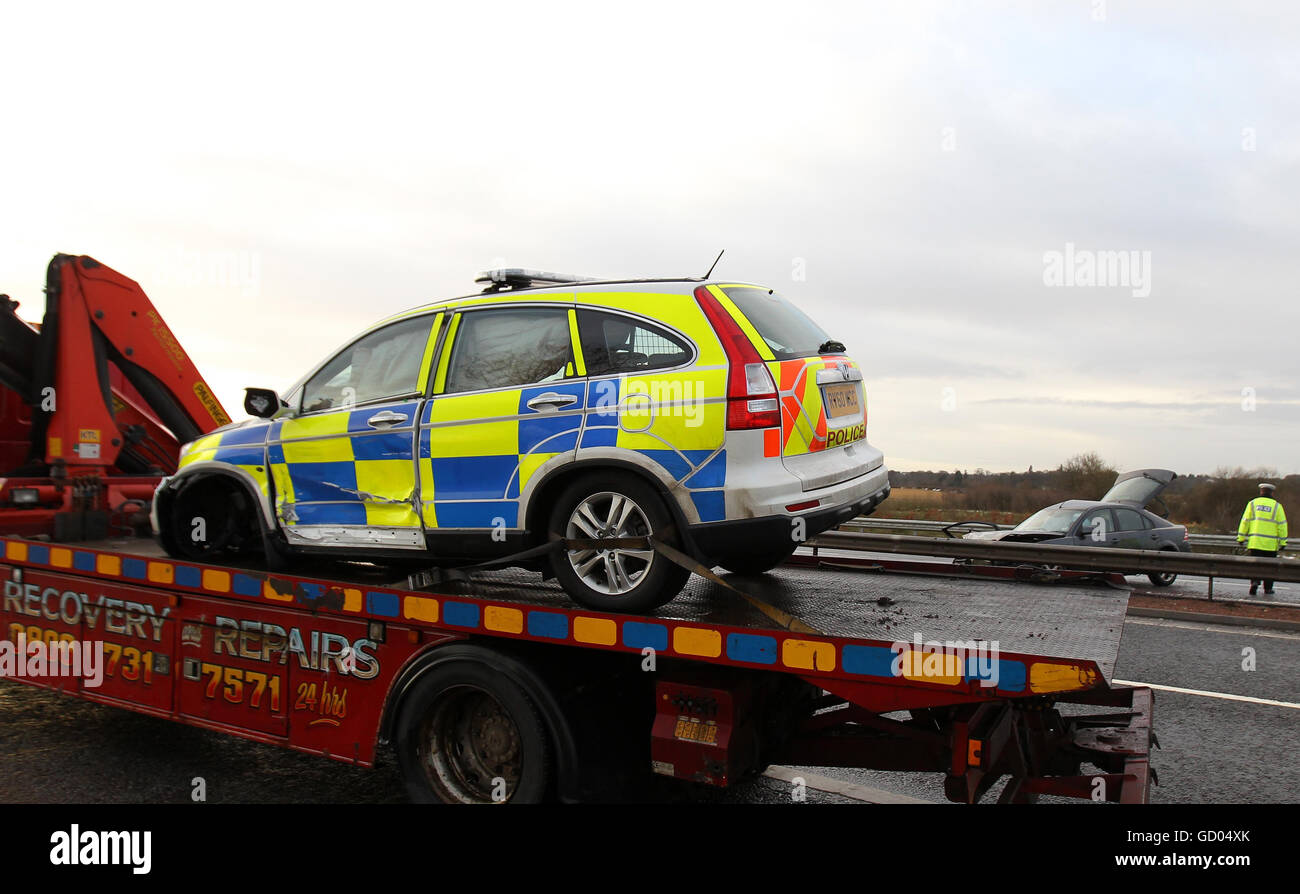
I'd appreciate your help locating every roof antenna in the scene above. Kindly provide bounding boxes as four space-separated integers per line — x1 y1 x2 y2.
703 249 725 280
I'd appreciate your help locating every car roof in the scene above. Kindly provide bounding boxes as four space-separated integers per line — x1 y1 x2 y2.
1051 499 1170 520
369 277 769 330
283 276 770 397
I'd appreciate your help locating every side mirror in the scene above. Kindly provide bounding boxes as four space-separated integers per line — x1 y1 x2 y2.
244 387 286 419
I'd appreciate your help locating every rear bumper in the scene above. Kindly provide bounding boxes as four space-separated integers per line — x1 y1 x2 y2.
689 477 891 565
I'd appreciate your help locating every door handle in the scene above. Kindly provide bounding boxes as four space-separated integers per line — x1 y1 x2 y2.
526 392 579 411
367 411 409 428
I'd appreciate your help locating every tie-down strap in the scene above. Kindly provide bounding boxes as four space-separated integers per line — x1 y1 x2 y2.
404 533 821 635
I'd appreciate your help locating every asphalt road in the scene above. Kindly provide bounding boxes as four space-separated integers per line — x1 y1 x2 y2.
1147 574 1300 605
806 546 1300 605
1 613 1296 805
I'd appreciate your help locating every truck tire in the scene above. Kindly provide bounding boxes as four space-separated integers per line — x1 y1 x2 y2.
548 473 690 613
393 657 553 804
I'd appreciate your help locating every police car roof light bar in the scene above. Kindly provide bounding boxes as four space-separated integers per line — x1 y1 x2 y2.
474 268 596 292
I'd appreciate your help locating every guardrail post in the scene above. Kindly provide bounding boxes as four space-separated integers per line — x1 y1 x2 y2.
1207 575 1213 601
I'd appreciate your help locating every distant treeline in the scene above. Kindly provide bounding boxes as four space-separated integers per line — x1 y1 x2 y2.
890 453 1297 534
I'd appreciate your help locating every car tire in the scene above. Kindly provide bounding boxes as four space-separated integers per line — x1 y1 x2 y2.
158 476 256 562
259 528 297 572
718 547 796 576
548 473 690 613
1147 547 1178 587
393 654 552 804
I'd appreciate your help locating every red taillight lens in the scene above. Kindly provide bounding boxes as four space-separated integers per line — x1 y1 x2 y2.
694 286 780 429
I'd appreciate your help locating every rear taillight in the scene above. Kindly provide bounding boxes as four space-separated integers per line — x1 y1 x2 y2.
694 285 780 429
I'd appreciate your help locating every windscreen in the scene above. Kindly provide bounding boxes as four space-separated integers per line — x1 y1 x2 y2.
1016 506 1084 533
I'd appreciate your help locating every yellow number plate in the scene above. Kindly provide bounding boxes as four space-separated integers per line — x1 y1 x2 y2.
673 718 718 744
823 383 861 419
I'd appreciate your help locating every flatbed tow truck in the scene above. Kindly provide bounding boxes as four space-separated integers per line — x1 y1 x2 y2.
0 255 1158 804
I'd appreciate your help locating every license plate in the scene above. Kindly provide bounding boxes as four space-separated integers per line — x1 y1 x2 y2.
823 382 861 419
673 718 718 745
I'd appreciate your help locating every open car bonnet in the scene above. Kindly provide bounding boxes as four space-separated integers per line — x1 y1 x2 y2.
1100 468 1177 507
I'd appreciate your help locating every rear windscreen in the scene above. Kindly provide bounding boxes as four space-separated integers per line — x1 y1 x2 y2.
721 287 833 360
1101 472 1171 506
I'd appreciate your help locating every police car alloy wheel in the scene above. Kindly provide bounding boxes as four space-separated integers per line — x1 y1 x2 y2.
565 491 656 596
548 473 690 612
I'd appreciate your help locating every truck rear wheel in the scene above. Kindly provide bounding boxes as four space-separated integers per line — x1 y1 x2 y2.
393 657 553 804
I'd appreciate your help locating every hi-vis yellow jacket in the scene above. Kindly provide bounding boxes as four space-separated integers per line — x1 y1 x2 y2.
1238 497 1288 551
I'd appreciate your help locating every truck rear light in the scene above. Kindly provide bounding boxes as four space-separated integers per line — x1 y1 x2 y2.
694 287 780 430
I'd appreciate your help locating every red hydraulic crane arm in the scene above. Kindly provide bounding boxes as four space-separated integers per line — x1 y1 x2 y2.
33 254 231 474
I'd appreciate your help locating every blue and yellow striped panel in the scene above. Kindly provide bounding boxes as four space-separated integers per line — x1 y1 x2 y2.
176 421 274 501
577 378 728 522
419 383 585 528
271 400 421 528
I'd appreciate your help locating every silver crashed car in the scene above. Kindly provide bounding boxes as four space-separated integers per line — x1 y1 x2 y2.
963 469 1190 586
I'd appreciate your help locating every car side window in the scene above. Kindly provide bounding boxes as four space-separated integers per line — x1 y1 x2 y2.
1113 508 1145 531
444 307 574 394
1079 510 1113 536
577 310 692 376
301 315 434 413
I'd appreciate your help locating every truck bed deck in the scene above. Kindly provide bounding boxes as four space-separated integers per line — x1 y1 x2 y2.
52 536 1131 683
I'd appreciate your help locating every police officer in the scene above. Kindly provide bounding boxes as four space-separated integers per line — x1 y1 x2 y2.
1238 482 1288 595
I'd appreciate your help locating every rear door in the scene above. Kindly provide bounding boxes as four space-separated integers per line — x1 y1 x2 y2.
1111 507 1149 549
419 303 584 537
713 285 875 490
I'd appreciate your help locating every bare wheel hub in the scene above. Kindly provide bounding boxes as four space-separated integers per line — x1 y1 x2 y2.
419 687 523 803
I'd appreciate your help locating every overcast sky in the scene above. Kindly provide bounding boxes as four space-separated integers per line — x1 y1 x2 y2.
3 1 1297 475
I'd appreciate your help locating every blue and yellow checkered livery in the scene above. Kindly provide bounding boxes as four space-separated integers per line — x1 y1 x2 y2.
169 289 735 547
271 401 421 529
